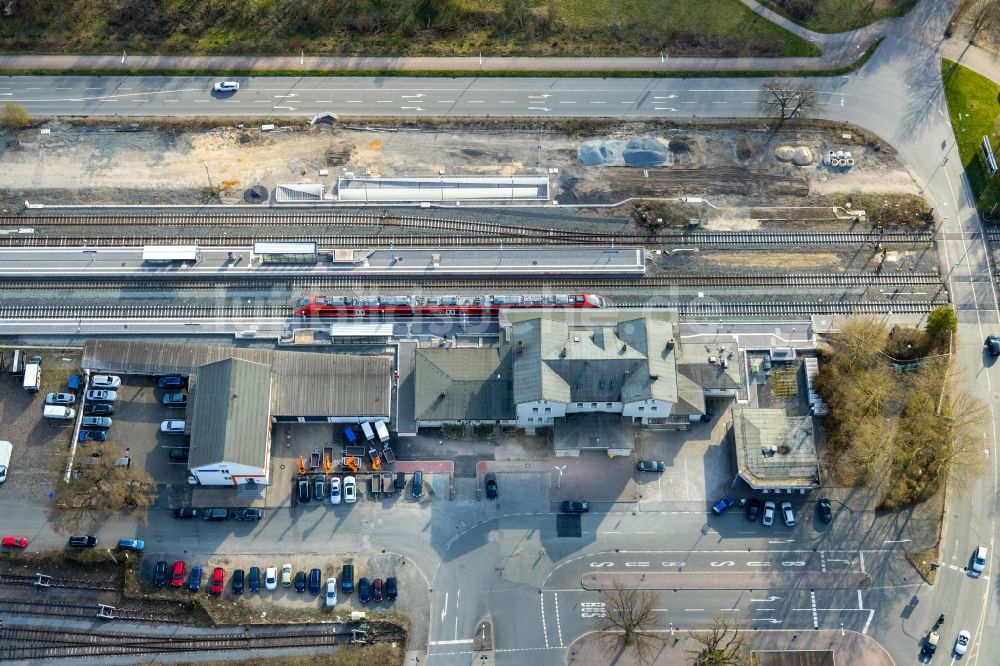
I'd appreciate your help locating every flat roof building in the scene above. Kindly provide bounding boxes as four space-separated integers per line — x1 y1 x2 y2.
732 407 820 491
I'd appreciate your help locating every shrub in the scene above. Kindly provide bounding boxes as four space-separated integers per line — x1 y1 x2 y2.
1 102 31 129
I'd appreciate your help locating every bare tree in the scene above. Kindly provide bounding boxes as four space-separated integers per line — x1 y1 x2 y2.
967 0 997 40
757 78 820 125
939 391 989 484
597 579 664 665
688 614 756 666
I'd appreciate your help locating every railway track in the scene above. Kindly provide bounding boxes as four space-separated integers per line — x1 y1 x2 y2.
0 299 945 320
0 272 945 291
0 573 118 592
0 599 183 623
0 623 406 659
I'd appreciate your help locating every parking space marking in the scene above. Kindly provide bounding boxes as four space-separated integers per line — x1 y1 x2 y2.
810 591 819 628
554 592 564 647
540 592 550 648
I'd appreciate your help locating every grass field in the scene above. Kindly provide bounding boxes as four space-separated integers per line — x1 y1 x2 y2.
0 0 819 58
759 0 916 33
941 60 1000 217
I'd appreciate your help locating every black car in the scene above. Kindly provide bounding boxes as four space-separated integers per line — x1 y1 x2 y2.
157 375 187 389
561 500 589 513
233 507 263 521
341 564 355 592
248 566 260 593
83 404 114 416
394 472 406 490
232 569 245 595
412 470 423 499
817 497 833 524
485 472 498 500
745 498 762 522
385 576 398 601
294 571 306 593
358 577 371 603
309 568 322 595
168 448 189 462
68 535 97 548
174 507 198 519
297 475 310 504
153 561 168 587
986 335 1000 357
636 460 666 473
203 508 229 521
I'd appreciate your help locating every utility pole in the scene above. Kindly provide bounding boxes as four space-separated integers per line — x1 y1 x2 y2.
203 161 212 189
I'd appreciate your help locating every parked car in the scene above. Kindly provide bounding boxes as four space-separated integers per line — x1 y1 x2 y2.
281 563 292 587
373 578 384 602
781 501 796 527
561 500 589 513
955 630 971 656
174 507 198 519
972 545 988 574
168 448 189 462
233 507 262 521
78 429 107 443
82 416 112 429
2 536 28 549
160 420 186 434
921 630 939 659
762 501 776 527
90 374 121 389
309 568 322 595
343 476 357 503
209 567 225 595
325 577 338 607
485 472 498 499
117 538 144 551
232 569 245 595
817 498 833 524
314 477 326 500
171 560 186 588
745 498 761 522
85 389 117 403
213 81 240 92
265 566 277 591
68 535 97 548
203 508 229 521
636 460 665 473
248 566 260 593
341 564 355 592
188 566 203 592
46 392 76 405
294 571 306 593
153 561 167 587
985 335 1000 356
329 477 342 504
83 403 113 416
712 496 735 515
157 375 187 389
297 475 310 504
162 392 188 407
411 470 424 499
358 577 371 603
385 576 398 601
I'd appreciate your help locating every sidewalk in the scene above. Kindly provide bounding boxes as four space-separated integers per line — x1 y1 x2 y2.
940 37 1000 84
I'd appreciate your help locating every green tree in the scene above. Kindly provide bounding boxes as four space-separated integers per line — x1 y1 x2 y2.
925 305 957 338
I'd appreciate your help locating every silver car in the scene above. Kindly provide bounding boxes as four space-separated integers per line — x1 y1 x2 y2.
762 501 775 527
781 501 795 527
85 389 118 402
972 545 988 574
90 375 121 389
45 392 76 405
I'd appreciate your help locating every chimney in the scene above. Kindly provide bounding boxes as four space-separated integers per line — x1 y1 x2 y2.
517 340 524 353
560 347 567 358
439 392 447 398
666 338 675 349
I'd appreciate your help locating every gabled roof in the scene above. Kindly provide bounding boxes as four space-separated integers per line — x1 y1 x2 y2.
189 358 272 469
415 347 514 421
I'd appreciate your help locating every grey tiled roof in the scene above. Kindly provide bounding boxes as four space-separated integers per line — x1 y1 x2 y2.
415 347 514 421
189 358 272 469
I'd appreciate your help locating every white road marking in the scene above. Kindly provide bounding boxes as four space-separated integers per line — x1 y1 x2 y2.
540 593 550 648
747 562 772 567
559 101 576 104
315 100 332 103
438 100 456 103
467 100 484 103
441 592 448 622
810 591 819 628
554 592 564 647
528 107 551 112
684 608 704 612
862 609 875 634
428 639 474 646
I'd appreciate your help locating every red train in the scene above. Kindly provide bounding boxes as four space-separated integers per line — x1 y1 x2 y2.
294 293 606 317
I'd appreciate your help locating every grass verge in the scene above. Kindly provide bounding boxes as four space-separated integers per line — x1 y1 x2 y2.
758 0 917 33
905 548 939 584
941 60 1000 219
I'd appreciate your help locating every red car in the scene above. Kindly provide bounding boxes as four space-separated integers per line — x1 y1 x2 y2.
2 536 28 549
209 567 225 595
170 560 186 588
372 578 384 602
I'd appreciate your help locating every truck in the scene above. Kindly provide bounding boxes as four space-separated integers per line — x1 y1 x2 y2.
381 444 396 464
360 421 375 443
22 359 40 393
374 420 390 444
369 473 382 496
0 440 12 485
381 472 393 495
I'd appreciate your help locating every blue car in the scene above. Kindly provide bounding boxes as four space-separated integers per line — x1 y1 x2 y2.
157 376 187 389
78 429 107 443
712 496 735 515
117 538 144 551
188 566 203 592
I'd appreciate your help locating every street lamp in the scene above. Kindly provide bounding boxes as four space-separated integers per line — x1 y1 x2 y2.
553 465 566 489
203 160 212 189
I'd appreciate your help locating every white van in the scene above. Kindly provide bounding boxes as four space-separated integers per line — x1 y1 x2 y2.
360 421 375 443
374 419 390 444
0 440 12 484
43 405 75 420
23 362 40 392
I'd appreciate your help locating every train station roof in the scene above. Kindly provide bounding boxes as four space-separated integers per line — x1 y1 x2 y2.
415 347 514 422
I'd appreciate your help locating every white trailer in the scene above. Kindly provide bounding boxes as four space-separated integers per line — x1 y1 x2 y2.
0 440 12 485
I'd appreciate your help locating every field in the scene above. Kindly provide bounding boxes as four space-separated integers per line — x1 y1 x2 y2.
941 60 1000 218
760 0 916 33
0 0 819 58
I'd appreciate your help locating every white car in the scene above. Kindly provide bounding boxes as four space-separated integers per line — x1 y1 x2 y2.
91 374 121 389
343 476 357 504
329 477 341 505
160 420 186 434
325 577 337 607
213 81 240 92
762 501 775 527
781 501 795 527
955 629 971 655
972 545 987 574
264 566 277 591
